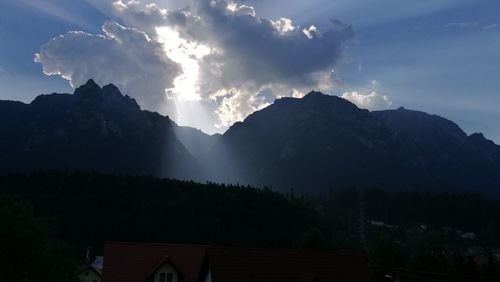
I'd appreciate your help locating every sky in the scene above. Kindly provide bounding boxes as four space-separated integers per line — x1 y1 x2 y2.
0 0 499 141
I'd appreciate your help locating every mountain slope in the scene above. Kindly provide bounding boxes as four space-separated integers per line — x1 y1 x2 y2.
213 92 500 195
0 79 199 179
373 107 500 191
1 83 499 195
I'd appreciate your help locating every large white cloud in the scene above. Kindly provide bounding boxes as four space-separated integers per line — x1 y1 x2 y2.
196 1 353 88
36 0 354 133
341 91 392 110
35 21 181 116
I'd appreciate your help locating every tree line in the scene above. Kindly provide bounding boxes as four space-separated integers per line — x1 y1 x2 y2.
1 171 500 281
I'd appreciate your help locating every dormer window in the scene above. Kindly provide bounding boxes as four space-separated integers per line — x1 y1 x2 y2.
159 272 173 282
151 256 180 282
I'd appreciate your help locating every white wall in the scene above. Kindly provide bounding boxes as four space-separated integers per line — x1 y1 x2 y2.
154 263 179 282
78 268 101 282
204 269 212 282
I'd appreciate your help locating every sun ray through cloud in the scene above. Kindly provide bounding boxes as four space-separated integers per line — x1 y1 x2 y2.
156 26 211 102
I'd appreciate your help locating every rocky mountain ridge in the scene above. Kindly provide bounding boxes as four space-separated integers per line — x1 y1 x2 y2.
1 81 499 195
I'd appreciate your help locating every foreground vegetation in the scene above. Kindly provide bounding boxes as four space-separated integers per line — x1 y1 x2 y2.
1 171 500 281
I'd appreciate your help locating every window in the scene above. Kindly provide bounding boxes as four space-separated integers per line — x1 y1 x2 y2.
167 273 173 282
159 273 166 282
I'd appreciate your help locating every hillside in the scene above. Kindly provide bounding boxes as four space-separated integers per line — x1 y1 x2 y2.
0 80 207 180
214 92 500 194
1 82 499 195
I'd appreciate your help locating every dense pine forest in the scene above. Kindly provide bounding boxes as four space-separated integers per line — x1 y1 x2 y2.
1 171 500 281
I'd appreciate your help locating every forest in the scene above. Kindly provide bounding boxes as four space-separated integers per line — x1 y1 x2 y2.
1 171 500 281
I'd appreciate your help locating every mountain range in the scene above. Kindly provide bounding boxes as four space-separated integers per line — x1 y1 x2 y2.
1 80 499 195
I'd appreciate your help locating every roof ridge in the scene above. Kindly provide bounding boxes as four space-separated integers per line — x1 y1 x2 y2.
209 246 364 254
105 241 213 248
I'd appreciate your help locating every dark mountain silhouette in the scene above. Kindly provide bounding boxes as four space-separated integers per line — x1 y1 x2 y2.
213 91 500 195
172 123 220 162
0 79 206 180
1 83 499 195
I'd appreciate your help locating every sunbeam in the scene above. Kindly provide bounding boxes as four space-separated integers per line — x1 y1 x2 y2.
156 26 211 102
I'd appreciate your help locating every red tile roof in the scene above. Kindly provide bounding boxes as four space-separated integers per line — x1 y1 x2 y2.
102 242 209 282
103 242 377 282
206 247 377 282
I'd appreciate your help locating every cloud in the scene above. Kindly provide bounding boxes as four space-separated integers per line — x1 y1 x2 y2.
483 23 498 30
445 21 498 30
113 0 353 87
341 91 392 110
36 0 354 133
192 1 354 90
35 21 181 116
271 18 295 34
445 22 480 28
210 87 270 128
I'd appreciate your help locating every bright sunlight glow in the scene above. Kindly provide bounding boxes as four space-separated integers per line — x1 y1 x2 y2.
156 26 211 101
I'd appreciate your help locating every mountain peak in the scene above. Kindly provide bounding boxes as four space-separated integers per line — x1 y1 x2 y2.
74 79 102 97
303 91 354 104
469 132 490 143
300 91 362 114
102 83 141 111
80 79 101 91
303 91 348 103
67 80 140 111
305 90 324 97
102 83 120 94
85 79 98 87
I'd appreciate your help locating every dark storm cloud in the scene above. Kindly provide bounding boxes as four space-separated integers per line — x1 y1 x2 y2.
192 0 354 89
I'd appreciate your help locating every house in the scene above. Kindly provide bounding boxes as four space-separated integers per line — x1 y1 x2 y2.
102 242 377 282
103 242 208 282
461 232 476 240
77 264 102 282
77 255 104 282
